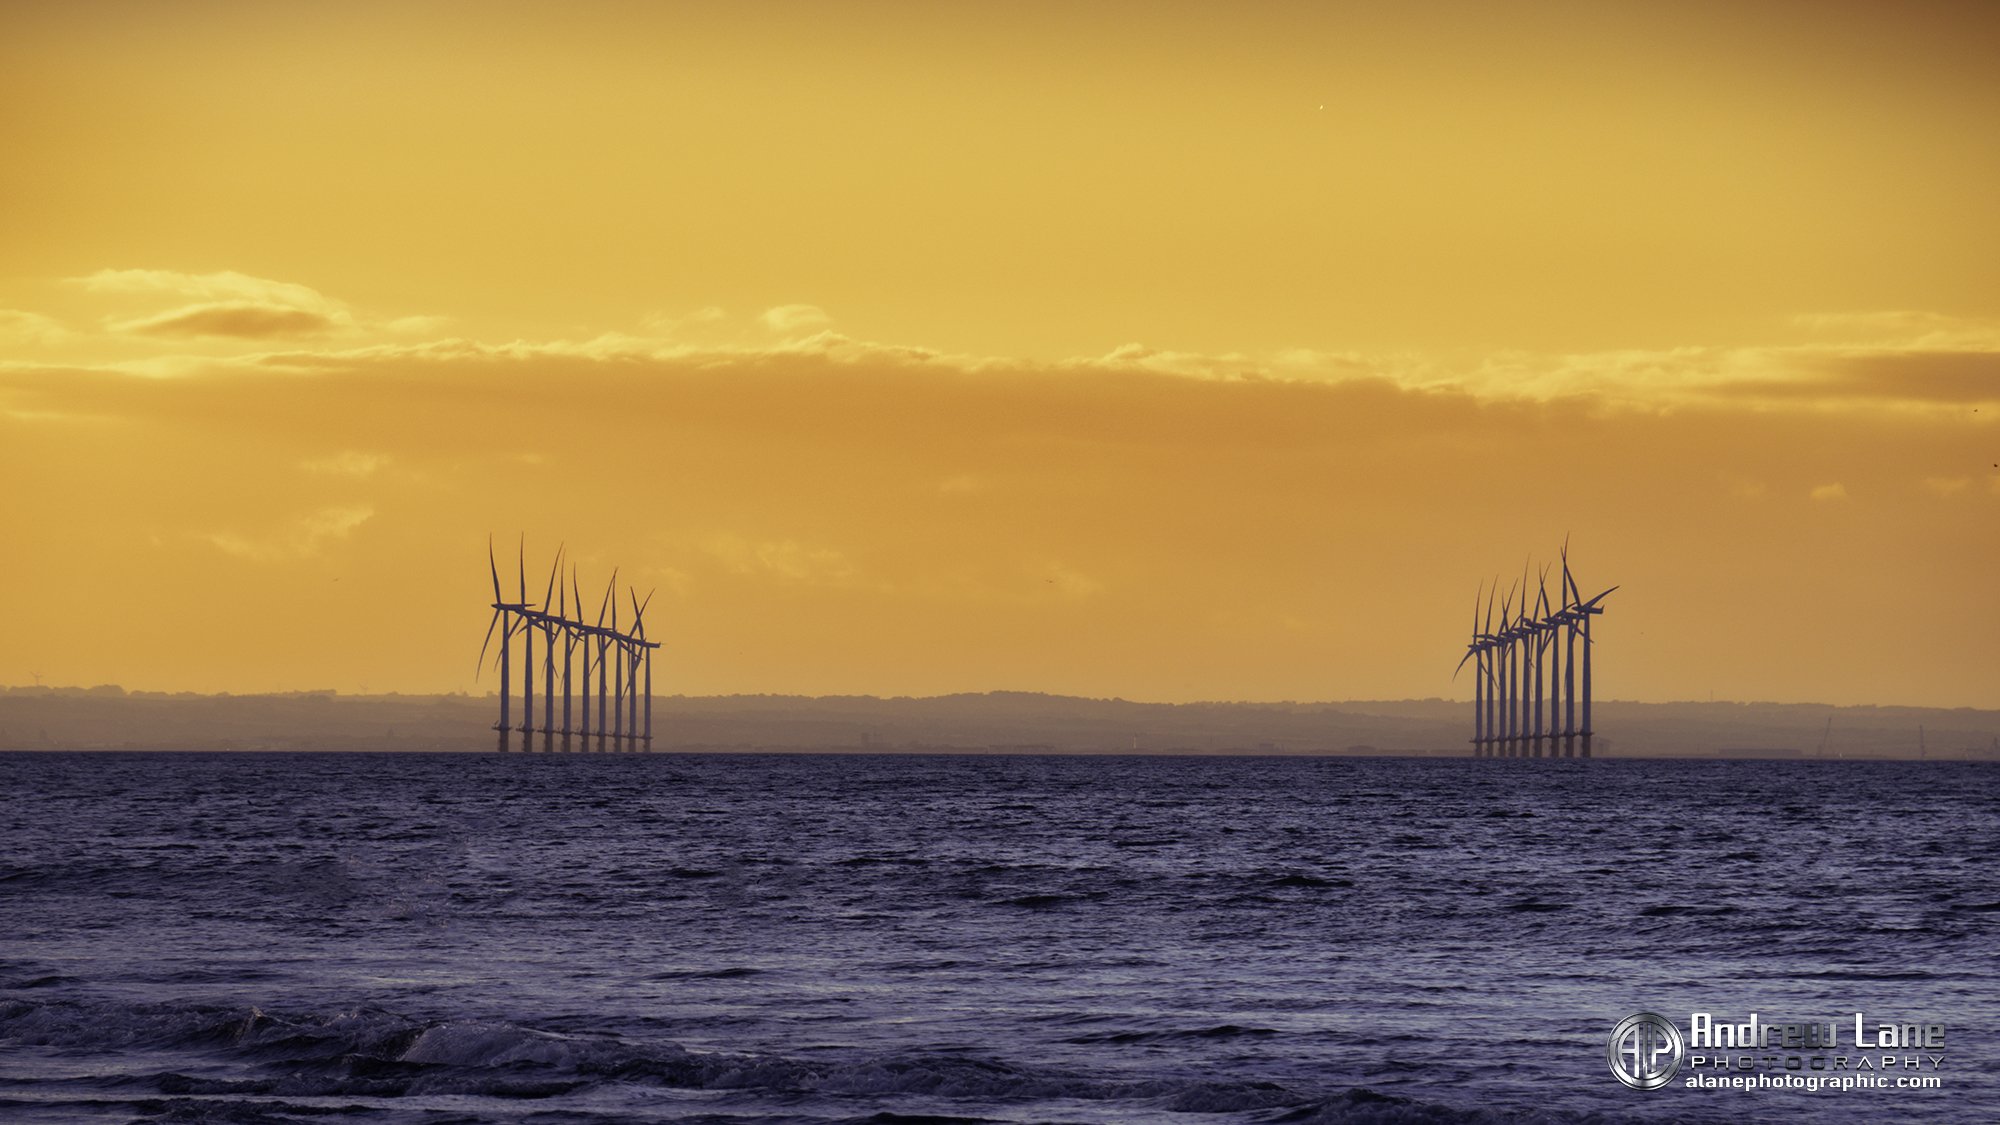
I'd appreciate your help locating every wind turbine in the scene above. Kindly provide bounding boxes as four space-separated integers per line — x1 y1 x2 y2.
1454 580 1488 756
1530 564 1552 757
556 557 579 751
515 538 538 749
534 546 565 748
1557 539 1579 754
1488 576 1504 752
570 567 589 750
605 572 626 749
1560 544 1616 756
594 570 617 750
630 587 657 751
1498 580 1518 756
478 535 531 751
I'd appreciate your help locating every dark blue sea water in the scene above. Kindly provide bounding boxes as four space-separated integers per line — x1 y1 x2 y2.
2 752 1994 1123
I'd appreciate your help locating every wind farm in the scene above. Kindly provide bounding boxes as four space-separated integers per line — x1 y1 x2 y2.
1457 542 1616 758
479 539 660 752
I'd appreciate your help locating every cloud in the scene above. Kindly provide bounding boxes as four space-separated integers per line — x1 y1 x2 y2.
1810 350 2000 405
640 306 726 336
69 268 372 342
760 304 832 335
115 303 341 340
1810 482 1848 502
7 327 1993 704
701 533 858 586
205 505 375 562
72 269 346 315
1792 310 2000 347
0 309 69 346
24 270 2000 415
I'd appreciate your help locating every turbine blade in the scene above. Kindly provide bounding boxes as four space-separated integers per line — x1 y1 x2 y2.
476 609 502 679
543 543 563 611
488 535 503 603
517 535 527 603
596 569 617 628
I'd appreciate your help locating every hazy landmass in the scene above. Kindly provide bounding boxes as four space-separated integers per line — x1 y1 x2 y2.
0 686 1994 759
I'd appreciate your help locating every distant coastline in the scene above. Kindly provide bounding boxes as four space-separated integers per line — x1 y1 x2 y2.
1 686 1994 759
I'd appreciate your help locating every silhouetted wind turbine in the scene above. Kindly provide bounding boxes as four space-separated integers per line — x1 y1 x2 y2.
565 567 584 750
1498 580 1518 756
1557 540 1579 754
553 556 576 751
1529 564 1550 756
595 570 616 750
605 572 625 749
1454 580 1487 755
536 546 564 748
631 587 657 750
1481 580 1498 756
515 538 538 749
479 535 531 751
1560 546 1616 756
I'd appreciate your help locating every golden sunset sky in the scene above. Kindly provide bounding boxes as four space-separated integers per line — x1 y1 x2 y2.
2 1 1995 707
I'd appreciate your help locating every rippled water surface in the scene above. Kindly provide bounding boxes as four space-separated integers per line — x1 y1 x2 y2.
2 752 1995 1123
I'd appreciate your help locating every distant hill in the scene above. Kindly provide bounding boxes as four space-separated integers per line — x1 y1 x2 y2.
1 687 1995 759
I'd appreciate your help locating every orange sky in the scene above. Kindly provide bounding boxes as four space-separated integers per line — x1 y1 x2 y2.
2 1 1995 707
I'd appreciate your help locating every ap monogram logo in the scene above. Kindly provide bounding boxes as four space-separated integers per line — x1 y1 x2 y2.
1608 1012 1684 1090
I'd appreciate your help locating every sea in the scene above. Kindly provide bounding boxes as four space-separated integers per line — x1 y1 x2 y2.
2 752 1994 1123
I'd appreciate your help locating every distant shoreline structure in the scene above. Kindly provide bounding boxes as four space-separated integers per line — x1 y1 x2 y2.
2 687 1995 760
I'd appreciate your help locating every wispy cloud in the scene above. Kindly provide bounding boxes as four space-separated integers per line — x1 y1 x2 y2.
205 505 375 562
761 304 832 335
116 304 341 340
17 271 2000 416
0 309 70 346
71 269 347 315
701 532 857 586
